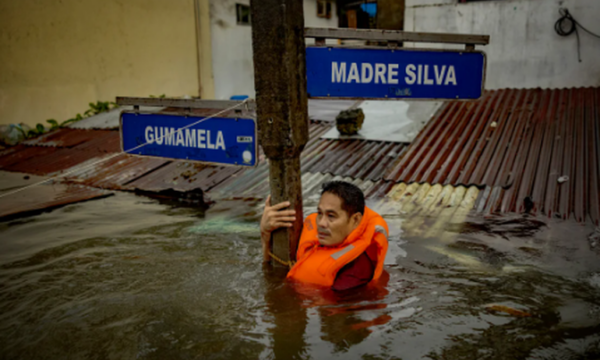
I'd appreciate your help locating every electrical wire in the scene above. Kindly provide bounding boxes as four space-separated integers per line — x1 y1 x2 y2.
554 8 600 62
0 99 251 200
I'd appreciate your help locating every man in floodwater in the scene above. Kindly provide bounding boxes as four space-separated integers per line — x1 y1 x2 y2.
260 181 388 291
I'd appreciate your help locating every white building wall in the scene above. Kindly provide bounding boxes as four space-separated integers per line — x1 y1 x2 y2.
405 0 600 89
209 0 338 100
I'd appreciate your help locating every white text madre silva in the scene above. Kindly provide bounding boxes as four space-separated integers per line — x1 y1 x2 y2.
331 62 458 86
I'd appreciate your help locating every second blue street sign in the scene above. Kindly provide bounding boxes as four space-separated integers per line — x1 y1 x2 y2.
306 47 486 100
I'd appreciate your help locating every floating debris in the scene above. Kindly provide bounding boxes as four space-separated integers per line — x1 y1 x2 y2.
485 304 532 317
589 227 600 253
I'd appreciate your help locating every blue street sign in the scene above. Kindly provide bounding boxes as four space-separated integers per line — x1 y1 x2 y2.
120 112 257 167
306 47 486 100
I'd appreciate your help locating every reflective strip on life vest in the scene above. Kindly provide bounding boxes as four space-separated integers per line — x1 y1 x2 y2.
331 244 355 260
375 225 388 241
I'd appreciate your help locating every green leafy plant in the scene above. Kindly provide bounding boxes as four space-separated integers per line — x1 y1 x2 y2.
84 101 117 117
59 113 85 127
46 119 59 130
23 100 119 140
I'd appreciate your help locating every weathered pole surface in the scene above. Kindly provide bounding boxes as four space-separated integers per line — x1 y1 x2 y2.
250 0 309 264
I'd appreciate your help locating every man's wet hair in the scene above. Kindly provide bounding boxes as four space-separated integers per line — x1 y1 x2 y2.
321 181 365 216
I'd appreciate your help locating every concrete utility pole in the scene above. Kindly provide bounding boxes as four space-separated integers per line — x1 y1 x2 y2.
250 0 309 264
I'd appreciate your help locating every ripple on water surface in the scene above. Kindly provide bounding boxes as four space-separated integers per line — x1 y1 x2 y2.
0 193 599 359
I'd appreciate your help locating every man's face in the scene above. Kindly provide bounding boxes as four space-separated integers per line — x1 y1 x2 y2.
316 192 361 246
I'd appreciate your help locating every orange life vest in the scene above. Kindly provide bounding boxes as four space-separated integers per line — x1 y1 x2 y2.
286 207 389 287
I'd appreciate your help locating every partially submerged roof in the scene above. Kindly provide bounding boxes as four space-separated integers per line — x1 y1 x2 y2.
0 129 119 175
384 87 600 223
0 87 598 225
0 171 111 221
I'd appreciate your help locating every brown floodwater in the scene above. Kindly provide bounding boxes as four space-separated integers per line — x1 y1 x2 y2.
0 192 599 359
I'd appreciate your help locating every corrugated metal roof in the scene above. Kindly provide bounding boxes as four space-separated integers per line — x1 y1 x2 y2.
64 154 170 190
68 106 163 130
206 122 407 198
70 130 121 153
216 172 481 240
22 129 120 151
0 129 121 176
383 88 600 224
302 123 407 179
0 145 58 170
213 170 384 207
125 161 244 193
379 182 481 239
50 120 404 197
0 183 112 221
2 147 107 176
22 129 94 147
2 90 597 225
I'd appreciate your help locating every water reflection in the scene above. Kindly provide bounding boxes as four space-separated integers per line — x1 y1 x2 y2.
262 266 411 358
0 192 599 359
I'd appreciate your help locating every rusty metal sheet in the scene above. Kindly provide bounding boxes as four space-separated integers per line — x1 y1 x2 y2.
451 90 507 185
65 154 170 190
500 90 540 214
529 90 558 214
0 145 57 170
4 91 597 225
588 89 600 224
365 180 395 199
1 129 121 176
558 89 577 220
0 183 112 221
471 90 524 186
124 160 244 193
543 89 569 219
2 147 107 176
20 128 120 153
514 90 547 214
383 87 600 224
70 130 121 153
301 135 407 181
573 89 587 223
209 170 386 203
385 101 458 184
433 96 489 184
480 89 527 186
18 128 118 152
22 129 96 148
209 127 407 199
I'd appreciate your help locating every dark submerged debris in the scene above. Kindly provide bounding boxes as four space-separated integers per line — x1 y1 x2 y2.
446 217 546 240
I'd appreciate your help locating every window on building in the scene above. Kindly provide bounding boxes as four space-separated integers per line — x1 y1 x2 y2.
337 0 377 29
317 0 332 19
236 4 251 25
